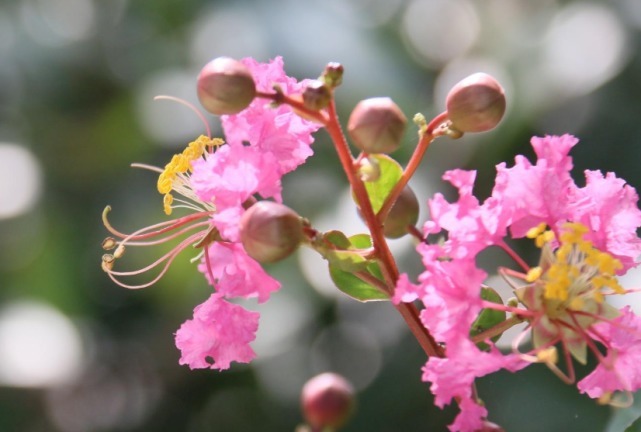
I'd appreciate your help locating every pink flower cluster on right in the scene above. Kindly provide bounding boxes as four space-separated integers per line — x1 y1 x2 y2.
395 134 641 432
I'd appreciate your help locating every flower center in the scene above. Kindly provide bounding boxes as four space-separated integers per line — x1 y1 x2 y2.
525 222 624 319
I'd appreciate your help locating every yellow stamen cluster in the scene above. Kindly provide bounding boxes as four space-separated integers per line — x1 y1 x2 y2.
527 222 624 303
157 135 224 215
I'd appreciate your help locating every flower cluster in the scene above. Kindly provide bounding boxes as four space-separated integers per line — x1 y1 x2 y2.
102 54 641 432
102 57 319 370
395 134 641 430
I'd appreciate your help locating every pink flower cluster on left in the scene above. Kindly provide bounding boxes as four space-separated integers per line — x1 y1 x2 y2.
102 57 320 370
176 57 320 370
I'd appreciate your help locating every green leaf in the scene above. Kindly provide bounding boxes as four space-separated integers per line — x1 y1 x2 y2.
470 287 506 351
326 234 388 302
329 263 389 302
319 232 372 273
362 154 403 213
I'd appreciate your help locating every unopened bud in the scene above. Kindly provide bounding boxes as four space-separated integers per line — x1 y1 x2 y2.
301 372 355 430
348 97 407 154
383 185 419 239
321 62 344 88
240 201 304 263
446 73 506 133
302 80 331 111
197 57 256 115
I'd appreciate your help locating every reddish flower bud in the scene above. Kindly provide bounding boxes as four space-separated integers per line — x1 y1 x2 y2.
197 57 256 115
347 97 407 154
446 73 506 133
383 185 419 239
301 373 355 430
240 201 304 263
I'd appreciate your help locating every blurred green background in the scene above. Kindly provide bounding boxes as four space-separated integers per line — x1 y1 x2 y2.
2 0 641 430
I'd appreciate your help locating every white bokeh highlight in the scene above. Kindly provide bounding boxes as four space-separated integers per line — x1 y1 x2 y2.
401 0 480 67
541 3 629 99
0 300 84 387
0 143 42 220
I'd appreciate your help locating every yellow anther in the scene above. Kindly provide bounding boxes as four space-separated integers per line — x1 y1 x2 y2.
537 347 558 364
114 244 126 259
163 193 174 215
526 266 542 282
101 254 115 272
157 174 173 194
102 237 117 250
569 297 584 310
526 223 547 239
597 392 612 406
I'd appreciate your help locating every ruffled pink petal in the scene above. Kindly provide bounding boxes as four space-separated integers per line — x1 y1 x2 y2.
175 294 259 370
198 242 281 303
221 56 320 174
578 307 641 397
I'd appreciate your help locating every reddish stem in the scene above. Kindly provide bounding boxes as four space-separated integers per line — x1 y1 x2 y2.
323 98 443 358
377 111 449 222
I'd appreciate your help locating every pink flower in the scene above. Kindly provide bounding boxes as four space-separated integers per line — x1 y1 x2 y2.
197 242 280 303
396 134 641 431
221 56 321 174
424 338 525 432
175 293 259 370
191 144 284 209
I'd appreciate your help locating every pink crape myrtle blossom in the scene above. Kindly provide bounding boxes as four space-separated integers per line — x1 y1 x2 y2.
103 57 319 371
174 57 319 370
221 56 321 174
395 134 641 431
175 293 259 370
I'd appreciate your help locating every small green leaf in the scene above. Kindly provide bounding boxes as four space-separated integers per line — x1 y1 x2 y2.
324 249 369 272
329 263 389 302
323 230 352 249
348 233 372 249
361 154 403 213
470 287 506 351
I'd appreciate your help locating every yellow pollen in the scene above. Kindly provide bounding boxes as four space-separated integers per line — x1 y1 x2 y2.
163 193 174 215
537 347 558 364
569 297 584 310
526 223 547 239
526 266 542 282
157 135 225 215
537 222 624 306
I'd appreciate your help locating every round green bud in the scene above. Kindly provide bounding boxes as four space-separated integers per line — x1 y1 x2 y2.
347 97 407 154
383 185 419 239
301 373 355 430
197 57 256 115
240 201 303 263
445 73 506 133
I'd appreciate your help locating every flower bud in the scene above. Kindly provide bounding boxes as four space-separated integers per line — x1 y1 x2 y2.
301 372 355 430
197 57 256 115
240 201 304 263
347 97 407 154
302 80 331 111
445 73 506 133
383 185 419 239
321 62 344 88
